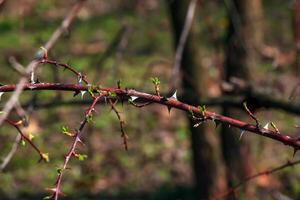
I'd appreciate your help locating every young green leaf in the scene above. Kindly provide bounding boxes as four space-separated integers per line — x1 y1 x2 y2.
27 133 35 141
86 114 93 124
151 77 160 85
198 105 206 116
77 154 88 161
61 126 74 136
108 92 117 97
56 167 63 175
42 196 51 200
87 86 94 97
41 153 50 162
21 139 26 146
62 126 68 134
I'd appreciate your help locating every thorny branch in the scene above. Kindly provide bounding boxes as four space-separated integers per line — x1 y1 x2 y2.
15 90 300 116
48 94 104 200
1 83 300 150
39 59 89 84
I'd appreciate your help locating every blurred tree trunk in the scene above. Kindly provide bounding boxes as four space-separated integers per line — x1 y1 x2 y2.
221 0 263 196
293 0 300 74
168 1 224 199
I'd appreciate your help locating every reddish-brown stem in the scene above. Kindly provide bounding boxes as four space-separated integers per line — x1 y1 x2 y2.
108 99 128 150
50 94 103 200
243 102 260 127
1 83 300 149
39 59 89 84
5 119 46 161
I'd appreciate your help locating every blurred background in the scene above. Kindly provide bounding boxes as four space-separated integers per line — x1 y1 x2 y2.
1 0 300 199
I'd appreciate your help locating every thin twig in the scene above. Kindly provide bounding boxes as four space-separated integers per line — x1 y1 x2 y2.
39 59 89 84
0 134 21 171
93 25 130 83
214 159 300 200
243 102 260 127
8 56 27 76
108 99 128 150
5 119 48 162
111 25 130 77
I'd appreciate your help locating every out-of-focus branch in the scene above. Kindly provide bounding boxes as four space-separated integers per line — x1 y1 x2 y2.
214 159 300 200
0 0 5 10
0 60 36 171
0 134 21 171
92 24 130 82
0 0 87 128
171 0 198 90
8 56 27 76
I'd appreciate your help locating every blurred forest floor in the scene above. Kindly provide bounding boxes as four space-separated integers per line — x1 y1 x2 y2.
1 0 300 200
